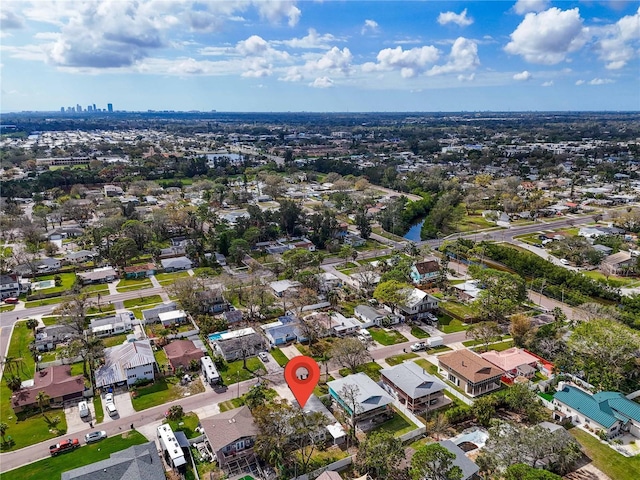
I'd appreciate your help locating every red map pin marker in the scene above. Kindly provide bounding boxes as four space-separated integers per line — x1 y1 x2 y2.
284 355 320 408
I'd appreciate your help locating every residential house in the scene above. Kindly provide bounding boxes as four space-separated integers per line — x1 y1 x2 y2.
295 394 346 445
344 233 366 247
223 310 244 324
141 302 177 324
160 256 193 272
601 251 635 275
354 304 399 327
36 257 62 272
157 309 188 327
11 365 85 413
65 250 97 264
438 350 504 397
480 347 541 383
214 252 227 266
397 287 439 321
90 313 134 337
330 312 363 336
410 259 440 284
200 406 258 473
211 328 266 362
380 362 449 414
35 324 76 351
164 340 204 371
198 284 228 314
0 273 21 299
453 280 483 301
61 442 165 480
77 267 118 285
319 272 341 292
328 373 394 425
553 384 640 439
94 340 157 388
104 185 124 197
269 279 301 297
262 315 302 346
123 263 156 279
593 244 613 255
437 441 480 480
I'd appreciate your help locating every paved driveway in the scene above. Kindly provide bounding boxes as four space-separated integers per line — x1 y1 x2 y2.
64 400 93 434
102 389 136 423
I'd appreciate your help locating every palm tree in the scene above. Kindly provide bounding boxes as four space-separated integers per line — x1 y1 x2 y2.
1 355 15 376
0 422 8 444
26 318 39 338
35 391 50 415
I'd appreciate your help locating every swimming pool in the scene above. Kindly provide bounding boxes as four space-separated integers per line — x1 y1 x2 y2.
32 280 56 291
207 331 228 342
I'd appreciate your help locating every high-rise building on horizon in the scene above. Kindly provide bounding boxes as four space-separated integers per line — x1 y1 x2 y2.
60 107 65 113
107 103 113 113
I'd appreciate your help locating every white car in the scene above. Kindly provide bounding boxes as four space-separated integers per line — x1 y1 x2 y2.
411 342 427 352
105 393 113 403
258 352 269 362
105 402 118 417
560 258 569 265
85 431 107 444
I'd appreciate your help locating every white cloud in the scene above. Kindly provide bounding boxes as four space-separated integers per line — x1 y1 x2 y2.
310 76 334 88
362 45 440 77
457 73 475 82
0 9 25 29
437 9 473 27
575 79 585 85
505 7 588 64
255 0 301 26
596 7 640 69
513 70 532 81
428 37 480 76
513 0 550 15
280 29 338 49
589 78 614 85
362 19 379 35
310 47 353 74
541 80 554 86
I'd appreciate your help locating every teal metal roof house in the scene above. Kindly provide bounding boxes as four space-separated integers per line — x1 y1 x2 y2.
553 384 640 439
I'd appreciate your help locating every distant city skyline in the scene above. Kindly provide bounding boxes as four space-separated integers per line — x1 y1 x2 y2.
1 1 639 113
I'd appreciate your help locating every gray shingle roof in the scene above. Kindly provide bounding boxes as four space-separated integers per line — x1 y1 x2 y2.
328 373 393 414
61 441 165 480
438 440 480 480
201 406 257 453
380 362 445 399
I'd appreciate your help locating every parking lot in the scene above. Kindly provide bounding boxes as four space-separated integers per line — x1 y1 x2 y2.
101 388 136 422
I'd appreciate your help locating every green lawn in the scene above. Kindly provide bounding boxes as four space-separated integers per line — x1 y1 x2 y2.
165 412 200 438
437 314 469 333
385 352 419 366
570 428 640 480
219 357 264 385
411 325 430 339
41 316 60 326
219 397 246 412
583 270 638 288
123 295 163 309
93 395 104 424
414 359 439 375
454 214 494 233
339 362 382 381
155 271 191 285
102 333 130 348
154 349 170 371
81 283 109 294
25 296 68 308
116 278 152 292
270 348 289 367
131 376 204 411
2 431 148 480
0 304 16 312
86 303 115 315
371 407 416 437
369 327 408 345
33 272 76 295
439 302 477 322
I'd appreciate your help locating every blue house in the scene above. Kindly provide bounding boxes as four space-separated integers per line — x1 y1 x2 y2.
262 315 304 346
410 259 440 284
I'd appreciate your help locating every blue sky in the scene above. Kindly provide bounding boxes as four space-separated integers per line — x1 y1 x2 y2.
1 1 639 112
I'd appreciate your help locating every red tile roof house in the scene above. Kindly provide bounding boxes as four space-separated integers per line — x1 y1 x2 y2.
438 350 504 398
480 347 541 384
11 365 85 413
164 339 204 372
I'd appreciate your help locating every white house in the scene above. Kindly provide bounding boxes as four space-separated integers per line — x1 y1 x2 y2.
397 287 439 321
94 340 156 388
354 305 398 327
65 250 97 263
158 310 188 327
0 274 21 299
90 313 134 337
160 256 193 272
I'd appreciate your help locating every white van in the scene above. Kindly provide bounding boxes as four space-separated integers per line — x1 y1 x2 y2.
78 401 89 418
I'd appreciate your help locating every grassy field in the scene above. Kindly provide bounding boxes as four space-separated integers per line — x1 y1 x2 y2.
116 277 153 292
0 304 16 312
25 295 68 308
385 352 419 366
123 295 163 309
437 314 469 333
81 283 109 294
454 214 494 233
93 395 104 424
372 407 417 436
411 325 430 339
165 412 200 438
582 270 639 288
570 428 640 480
86 303 115 315
219 357 264 385
439 302 477 322
33 272 76 295
41 316 60 326
131 376 204 411
102 333 130 348
219 397 245 412
414 359 438 375
155 271 191 285
369 327 408 345
270 348 289 367
2 431 148 480
338 362 382 381
154 349 169 371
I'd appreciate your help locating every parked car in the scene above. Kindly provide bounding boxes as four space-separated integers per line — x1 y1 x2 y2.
105 402 118 417
411 342 427 352
49 438 80 456
258 352 269 362
425 312 438 323
560 258 569 265
105 393 113 403
78 401 89 418
84 431 107 444
3 297 19 304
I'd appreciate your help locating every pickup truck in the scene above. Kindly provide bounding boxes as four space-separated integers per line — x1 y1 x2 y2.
411 342 427 352
49 438 80 456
